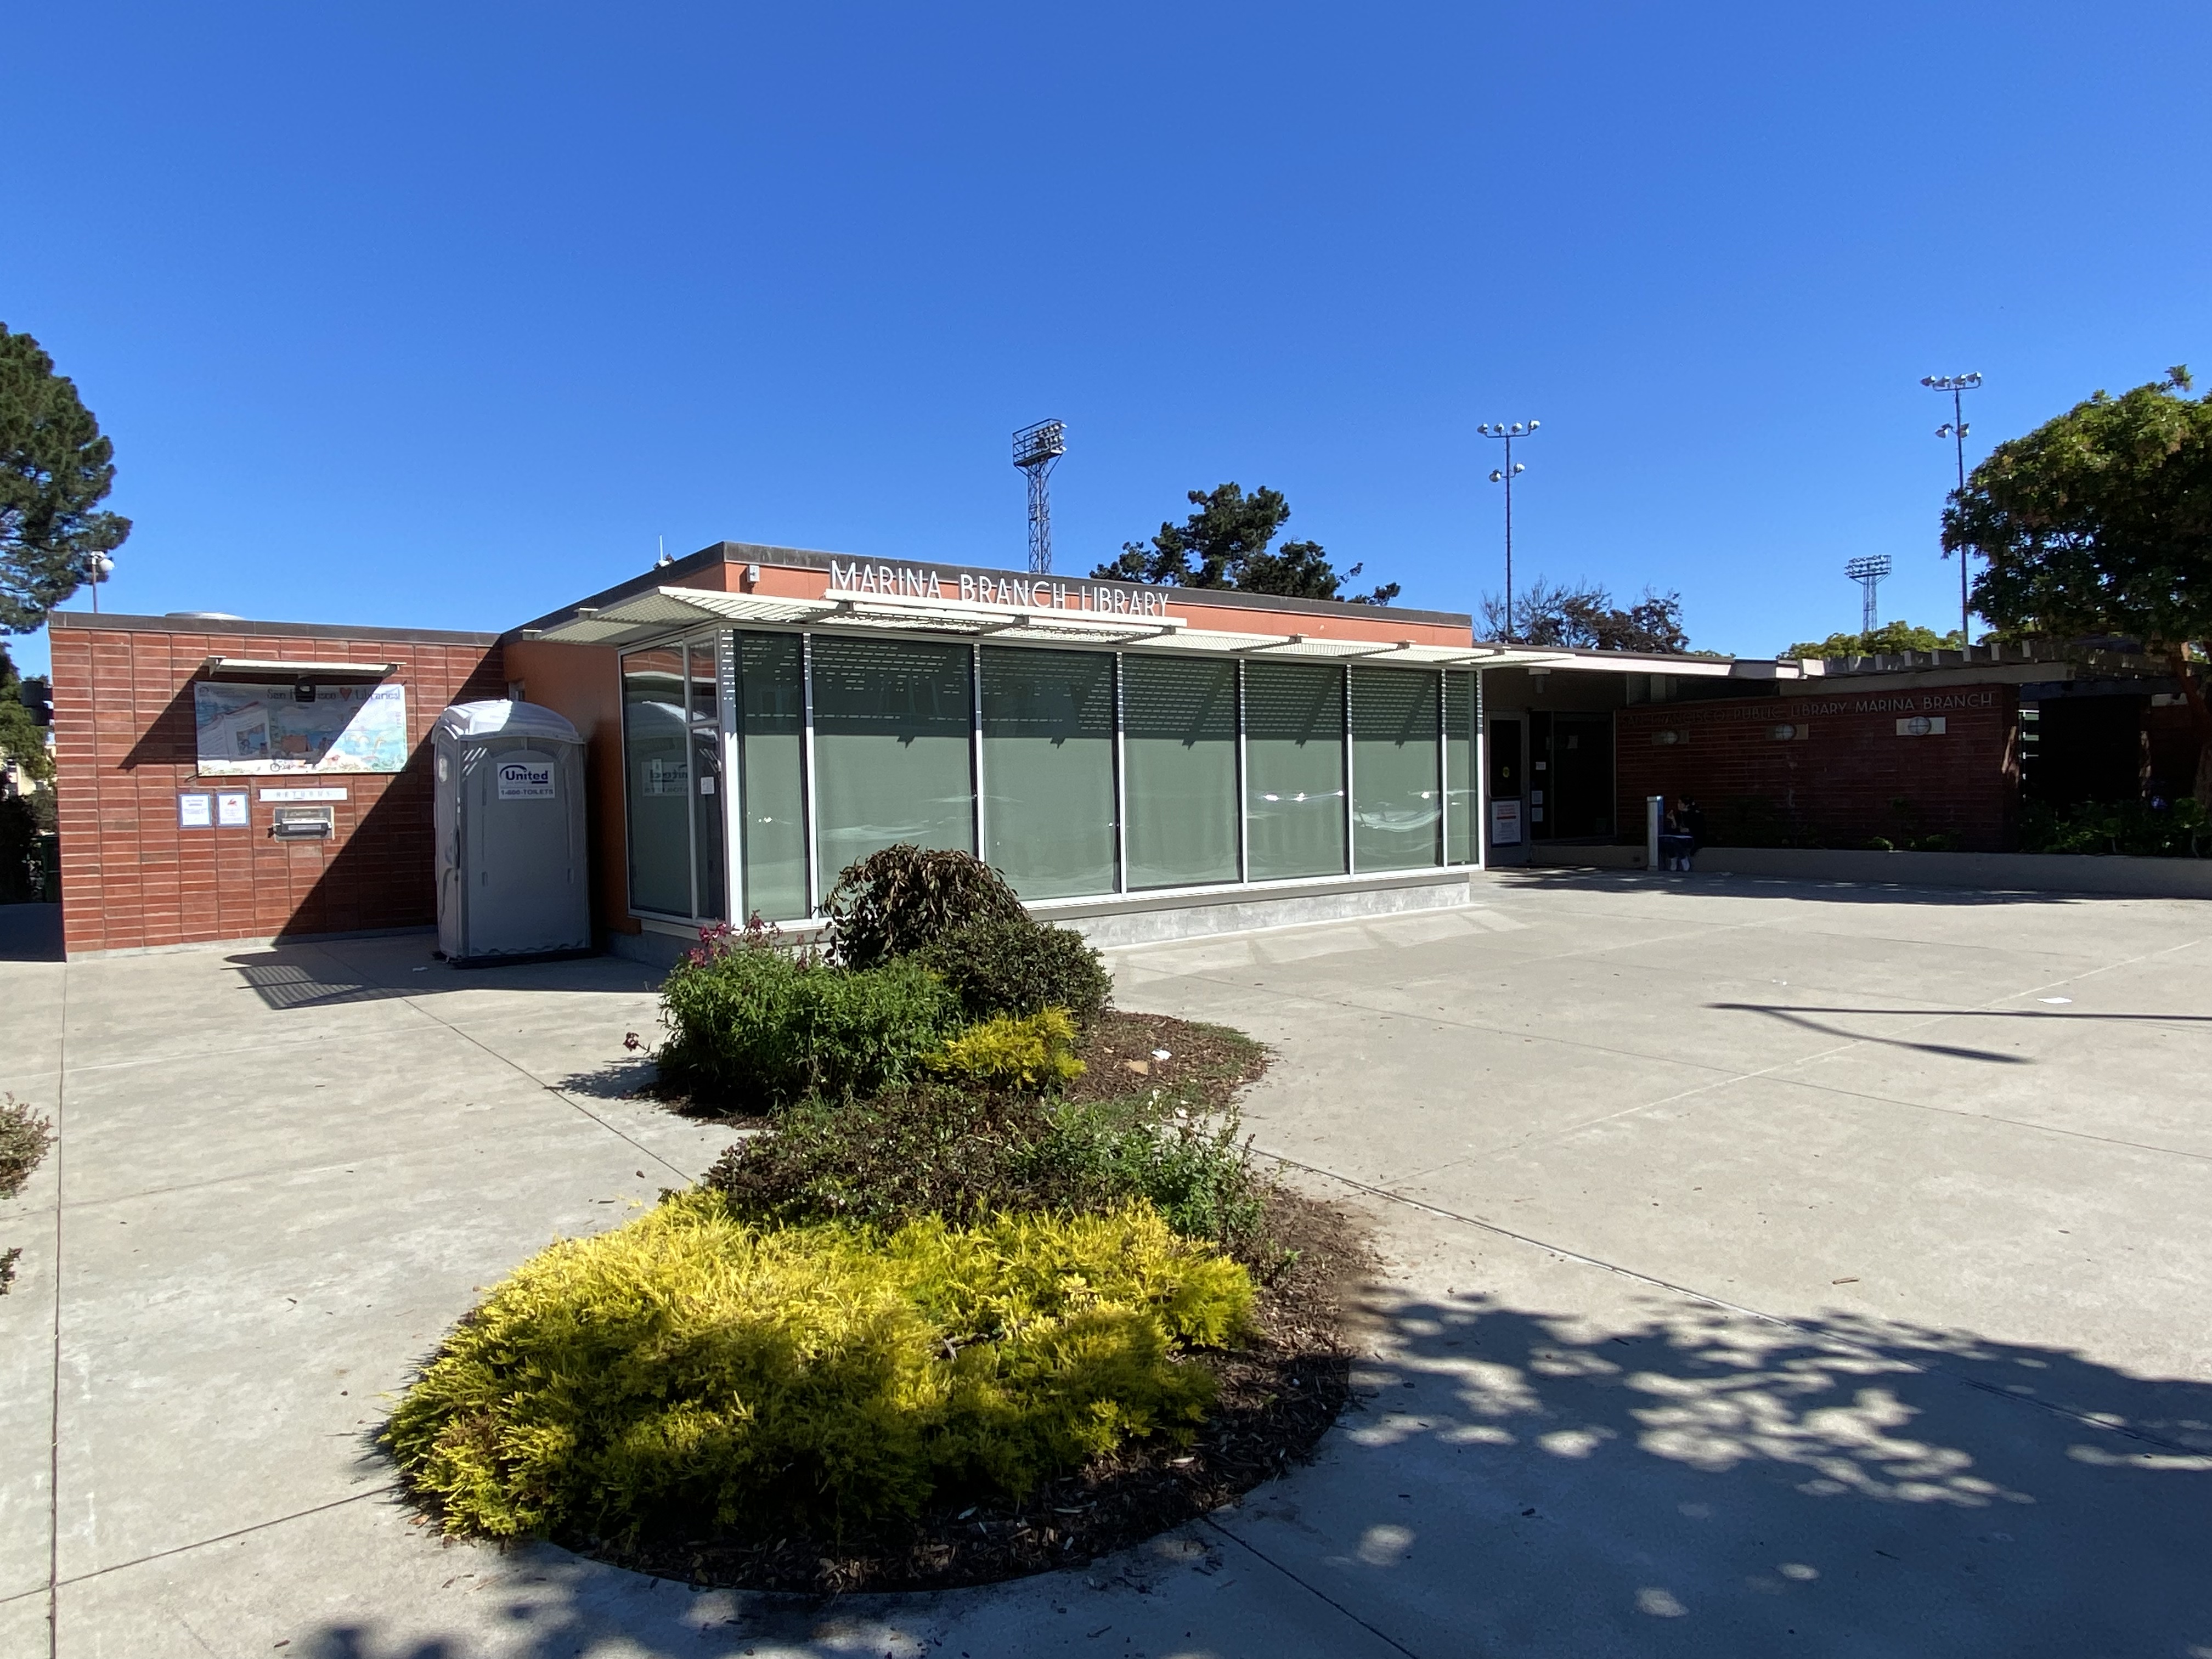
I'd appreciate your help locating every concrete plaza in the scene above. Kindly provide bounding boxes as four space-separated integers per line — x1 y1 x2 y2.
2 871 2208 1657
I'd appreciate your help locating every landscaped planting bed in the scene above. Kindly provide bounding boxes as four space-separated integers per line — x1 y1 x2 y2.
386 847 1365 1591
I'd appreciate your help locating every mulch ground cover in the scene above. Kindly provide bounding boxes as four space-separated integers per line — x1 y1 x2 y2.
568 1011 1375 1594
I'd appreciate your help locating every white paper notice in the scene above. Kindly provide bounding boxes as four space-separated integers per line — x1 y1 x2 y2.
216 792 249 827
178 794 212 828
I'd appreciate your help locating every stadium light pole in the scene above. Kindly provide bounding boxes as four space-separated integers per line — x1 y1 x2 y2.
1479 420 1538 641
1921 371 1982 645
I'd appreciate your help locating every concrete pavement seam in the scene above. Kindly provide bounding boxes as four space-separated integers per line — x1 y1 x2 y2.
359 979 697 1184
35 1485 399 1595
1227 930 2212 1187
45 954 68 1659
1261 1150 2211 1461
1199 1516 1426 1659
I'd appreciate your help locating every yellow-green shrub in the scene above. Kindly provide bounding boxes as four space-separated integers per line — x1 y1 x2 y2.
929 1008 1085 1093
384 1194 1251 1541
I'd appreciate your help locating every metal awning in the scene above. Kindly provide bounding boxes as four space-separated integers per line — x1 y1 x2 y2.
522 586 1194 648
522 585 1500 663
514 584 1805 678
200 656 399 680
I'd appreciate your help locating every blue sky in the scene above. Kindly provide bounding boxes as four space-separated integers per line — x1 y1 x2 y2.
7 3 2209 677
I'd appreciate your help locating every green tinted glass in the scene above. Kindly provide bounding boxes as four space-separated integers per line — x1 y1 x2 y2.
622 646 692 916
734 632 808 921
979 647 1117 899
1444 672 1473 864
810 636 974 884
1123 655 1239 889
689 639 726 921
1352 667 1441 871
1245 661 1346 880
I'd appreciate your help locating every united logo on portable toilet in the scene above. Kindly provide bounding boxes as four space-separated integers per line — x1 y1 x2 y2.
495 753 557 799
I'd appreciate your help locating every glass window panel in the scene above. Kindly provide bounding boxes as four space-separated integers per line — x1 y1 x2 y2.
621 646 692 916
980 647 1117 900
1352 667 1442 871
1444 672 1473 865
689 639 727 921
1244 661 1346 881
1123 656 1239 890
734 632 808 922
810 636 975 885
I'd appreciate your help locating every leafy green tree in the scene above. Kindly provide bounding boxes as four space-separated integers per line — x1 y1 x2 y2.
1480 578 1691 653
1945 367 2212 802
1785 620 1965 659
1 324 131 633
1094 482 1400 604
0 644 50 787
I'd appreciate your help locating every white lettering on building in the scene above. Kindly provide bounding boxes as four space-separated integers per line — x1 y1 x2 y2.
832 561 1171 618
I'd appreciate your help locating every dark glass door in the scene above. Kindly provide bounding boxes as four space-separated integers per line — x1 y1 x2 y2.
1548 713 1615 839
1486 718 1524 848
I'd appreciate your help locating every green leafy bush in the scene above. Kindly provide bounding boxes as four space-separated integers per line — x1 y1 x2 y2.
385 1194 1251 1541
824 844 1027 970
930 1009 1086 1093
656 936 960 1111
916 915 1112 1030
1020 1097 1268 1249
2020 798 2210 857
704 1082 1269 1251
1 1094 54 1199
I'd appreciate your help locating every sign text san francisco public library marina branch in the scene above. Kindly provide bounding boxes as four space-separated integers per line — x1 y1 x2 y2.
828 561 1175 617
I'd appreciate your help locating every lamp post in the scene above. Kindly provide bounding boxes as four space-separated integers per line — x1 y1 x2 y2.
1479 420 1538 641
1921 371 1982 644
86 552 114 615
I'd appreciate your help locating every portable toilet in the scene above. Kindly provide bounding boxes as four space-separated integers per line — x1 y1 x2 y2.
433 700 591 966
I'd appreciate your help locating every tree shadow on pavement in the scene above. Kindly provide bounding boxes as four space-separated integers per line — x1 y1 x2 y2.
1240 1288 2212 1658
292 1291 2212 1659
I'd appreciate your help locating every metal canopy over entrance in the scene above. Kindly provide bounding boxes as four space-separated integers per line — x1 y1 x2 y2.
523 584 1544 667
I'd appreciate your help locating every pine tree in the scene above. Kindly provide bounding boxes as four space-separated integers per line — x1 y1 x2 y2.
1 323 131 632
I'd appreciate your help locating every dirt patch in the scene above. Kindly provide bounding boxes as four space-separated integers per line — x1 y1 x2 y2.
1066 1010 1270 1113
581 1180 1371 1594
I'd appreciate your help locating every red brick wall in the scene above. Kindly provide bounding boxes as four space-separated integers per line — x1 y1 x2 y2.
1616 684 2019 851
50 619 504 956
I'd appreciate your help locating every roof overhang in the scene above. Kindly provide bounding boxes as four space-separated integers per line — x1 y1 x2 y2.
199 656 399 680
1463 643 1814 680
520 586 1503 664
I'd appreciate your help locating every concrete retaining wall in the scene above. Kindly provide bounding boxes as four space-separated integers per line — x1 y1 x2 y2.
606 869 1481 969
1690 845 2212 898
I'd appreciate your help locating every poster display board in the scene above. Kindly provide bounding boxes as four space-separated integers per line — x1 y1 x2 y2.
1489 797 1524 847
193 682 408 775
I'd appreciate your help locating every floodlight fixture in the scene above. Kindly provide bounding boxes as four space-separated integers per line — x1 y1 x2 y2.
1846 554 1893 636
1012 419 1067 574
1479 418 1540 641
1921 371 1985 640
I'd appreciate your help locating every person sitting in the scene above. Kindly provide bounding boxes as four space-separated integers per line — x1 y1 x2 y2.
1657 804 1695 873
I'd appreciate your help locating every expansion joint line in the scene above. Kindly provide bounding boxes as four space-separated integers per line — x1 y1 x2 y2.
1201 1516 1425 1659
318 944 695 1185
1255 1149 2208 1460
47 958 69 1659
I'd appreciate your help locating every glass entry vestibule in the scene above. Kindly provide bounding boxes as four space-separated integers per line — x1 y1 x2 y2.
622 629 1481 926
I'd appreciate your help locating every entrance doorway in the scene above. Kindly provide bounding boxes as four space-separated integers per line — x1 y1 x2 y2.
1486 715 1525 860
1530 711 1615 840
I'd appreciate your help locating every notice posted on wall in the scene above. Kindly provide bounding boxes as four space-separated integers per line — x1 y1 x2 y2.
194 682 408 775
1490 797 1524 847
